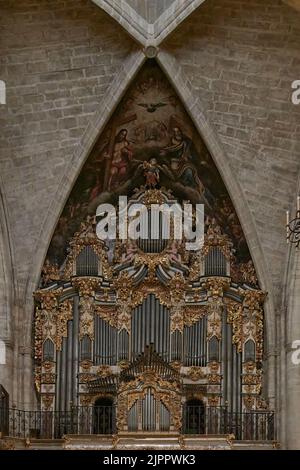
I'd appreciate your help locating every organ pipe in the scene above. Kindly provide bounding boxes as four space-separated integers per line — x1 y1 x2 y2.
131 294 170 359
184 318 207 366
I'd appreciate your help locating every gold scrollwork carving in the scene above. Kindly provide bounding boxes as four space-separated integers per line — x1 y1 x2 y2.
41 394 54 411
94 305 118 328
186 367 206 381
41 373 56 384
56 299 73 350
208 396 220 407
204 277 230 298
225 299 243 353
72 277 100 297
202 221 233 260
243 395 255 410
207 374 222 384
79 295 94 340
117 372 182 432
184 305 207 327
96 365 112 377
80 360 93 371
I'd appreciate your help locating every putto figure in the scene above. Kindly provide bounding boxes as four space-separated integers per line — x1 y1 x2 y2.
143 158 160 189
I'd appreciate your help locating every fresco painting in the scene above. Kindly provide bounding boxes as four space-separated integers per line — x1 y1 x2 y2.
47 61 249 267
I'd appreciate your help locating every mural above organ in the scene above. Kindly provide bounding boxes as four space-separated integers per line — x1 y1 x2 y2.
46 60 251 269
33 60 269 437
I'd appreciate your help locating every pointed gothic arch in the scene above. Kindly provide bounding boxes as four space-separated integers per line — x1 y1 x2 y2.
31 59 272 429
26 56 276 421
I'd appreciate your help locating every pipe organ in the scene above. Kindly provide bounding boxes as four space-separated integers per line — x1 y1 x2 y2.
34 188 268 435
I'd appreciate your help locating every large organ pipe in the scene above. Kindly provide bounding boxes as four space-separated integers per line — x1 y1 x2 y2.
237 353 241 412
232 343 236 412
131 294 170 359
221 309 227 406
199 319 202 365
55 351 61 412
66 320 73 410
227 323 233 408
60 337 67 412
72 297 79 405
184 318 207 366
221 308 242 412
159 299 162 357
93 315 117 365
196 320 199 366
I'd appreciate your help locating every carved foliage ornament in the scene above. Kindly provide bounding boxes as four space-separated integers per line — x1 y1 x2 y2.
186 366 206 381
184 305 207 328
56 299 73 350
94 305 118 328
203 277 230 298
79 295 94 340
226 299 243 353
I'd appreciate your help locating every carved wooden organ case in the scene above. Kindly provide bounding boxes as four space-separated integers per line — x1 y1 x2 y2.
34 188 266 433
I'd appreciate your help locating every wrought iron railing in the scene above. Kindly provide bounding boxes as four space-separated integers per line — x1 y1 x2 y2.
0 406 116 439
0 406 275 441
183 405 275 441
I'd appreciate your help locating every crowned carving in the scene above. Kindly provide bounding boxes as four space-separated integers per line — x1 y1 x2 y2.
202 219 233 260
141 188 166 206
63 215 111 280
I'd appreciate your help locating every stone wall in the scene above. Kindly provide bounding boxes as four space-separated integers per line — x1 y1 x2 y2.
164 0 300 304
0 0 135 290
